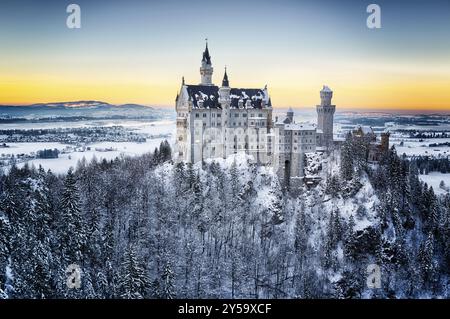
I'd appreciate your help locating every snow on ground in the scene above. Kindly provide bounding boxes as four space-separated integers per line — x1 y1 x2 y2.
0 119 175 131
389 136 450 158
323 175 379 231
203 152 278 211
1 142 72 155
18 138 166 174
419 172 450 196
2 119 176 174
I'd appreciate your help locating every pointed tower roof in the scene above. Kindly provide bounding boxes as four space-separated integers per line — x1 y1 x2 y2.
202 39 212 65
222 67 229 87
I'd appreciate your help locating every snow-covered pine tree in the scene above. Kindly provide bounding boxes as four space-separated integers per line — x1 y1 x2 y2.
325 174 340 198
27 168 55 298
418 231 436 287
161 262 175 299
158 140 172 163
57 168 86 297
0 209 10 294
118 245 148 299
340 133 354 180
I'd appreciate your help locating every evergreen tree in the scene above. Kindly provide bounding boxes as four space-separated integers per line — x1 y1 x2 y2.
340 134 354 180
161 262 175 299
57 169 86 297
27 168 55 298
325 175 340 198
118 245 148 299
0 210 10 292
418 232 436 286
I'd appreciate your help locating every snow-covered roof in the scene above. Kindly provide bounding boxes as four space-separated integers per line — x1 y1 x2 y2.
321 85 332 93
185 85 270 109
355 125 374 134
284 123 316 131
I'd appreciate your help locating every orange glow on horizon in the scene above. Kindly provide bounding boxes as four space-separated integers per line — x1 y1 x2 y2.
1 65 449 111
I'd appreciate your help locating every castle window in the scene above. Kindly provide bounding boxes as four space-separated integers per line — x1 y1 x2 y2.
195 113 199 118
212 113 215 117
203 113 207 118
217 113 221 117
243 113 247 117
235 113 239 118
258 113 262 117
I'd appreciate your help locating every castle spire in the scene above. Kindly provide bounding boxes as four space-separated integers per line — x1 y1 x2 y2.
222 66 229 87
202 38 211 65
200 39 213 85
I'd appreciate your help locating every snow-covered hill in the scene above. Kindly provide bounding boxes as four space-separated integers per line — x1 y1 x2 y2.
0 101 165 120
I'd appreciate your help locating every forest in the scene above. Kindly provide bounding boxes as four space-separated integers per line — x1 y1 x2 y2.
0 138 449 299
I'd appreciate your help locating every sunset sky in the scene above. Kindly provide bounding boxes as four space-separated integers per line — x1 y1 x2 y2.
0 0 449 111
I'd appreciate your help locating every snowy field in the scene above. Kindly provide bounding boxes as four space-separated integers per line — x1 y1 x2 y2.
1 119 176 174
388 136 450 158
1 142 73 156
419 172 450 196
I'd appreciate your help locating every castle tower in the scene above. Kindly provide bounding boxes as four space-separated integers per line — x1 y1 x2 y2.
381 132 390 153
316 85 336 148
287 107 294 124
219 68 231 158
200 40 214 85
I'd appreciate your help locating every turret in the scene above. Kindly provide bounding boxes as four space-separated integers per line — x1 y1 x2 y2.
219 68 231 158
200 40 214 85
320 85 333 106
287 107 294 124
316 85 336 148
218 67 231 106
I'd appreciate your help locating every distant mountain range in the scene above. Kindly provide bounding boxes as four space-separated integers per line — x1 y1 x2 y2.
0 101 168 121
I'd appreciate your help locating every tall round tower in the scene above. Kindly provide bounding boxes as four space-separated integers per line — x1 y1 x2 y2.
219 68 231 158
286 107 294 124
200 40 214 86
316 85 336 148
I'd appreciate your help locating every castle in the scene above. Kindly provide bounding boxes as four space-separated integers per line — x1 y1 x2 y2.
175 43 340 182
351 126 390 163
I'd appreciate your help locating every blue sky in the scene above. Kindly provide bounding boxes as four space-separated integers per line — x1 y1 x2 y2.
1 0 449 110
